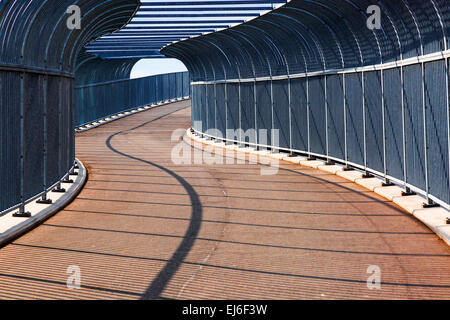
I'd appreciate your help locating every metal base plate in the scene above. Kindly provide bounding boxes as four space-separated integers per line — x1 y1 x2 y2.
36 199 53 204
13 211 31 218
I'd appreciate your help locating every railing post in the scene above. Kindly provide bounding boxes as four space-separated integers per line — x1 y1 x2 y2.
422 62 438 208
381 69 393 186
306 76 311 159
13 72 31 217
324 75 332 165
361 71 372 178
62 79 73 184
447 56 450 206
214 82 217 132
254 78 258 149
343 73 352 171
288 71 293 155
205 83 209 133
270 76 275 151
238 80 242 145
224 81 229 143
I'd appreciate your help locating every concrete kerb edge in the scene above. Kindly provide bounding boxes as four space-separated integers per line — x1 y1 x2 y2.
0 158 88 248
185 128 450 248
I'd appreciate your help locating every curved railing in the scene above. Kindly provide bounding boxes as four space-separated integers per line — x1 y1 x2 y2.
74 72 190 127
162 0 450 209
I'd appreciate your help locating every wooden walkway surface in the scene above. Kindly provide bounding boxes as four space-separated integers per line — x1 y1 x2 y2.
0 101 448 300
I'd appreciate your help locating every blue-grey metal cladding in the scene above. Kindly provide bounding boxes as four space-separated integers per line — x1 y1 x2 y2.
162 0 450 208
0 0 140 213
74 71 190 127
383 68 404 180
326 74 345 161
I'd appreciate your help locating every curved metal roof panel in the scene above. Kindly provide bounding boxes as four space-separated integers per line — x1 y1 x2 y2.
85 0 288 59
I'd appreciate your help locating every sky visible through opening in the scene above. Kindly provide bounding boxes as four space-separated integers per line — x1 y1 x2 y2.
130 58 187 79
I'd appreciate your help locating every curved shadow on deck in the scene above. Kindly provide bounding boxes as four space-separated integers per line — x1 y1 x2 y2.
106 106 203 300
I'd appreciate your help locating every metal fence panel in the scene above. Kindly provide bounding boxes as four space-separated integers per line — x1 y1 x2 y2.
226 83 240 137
0 72 21 211
404 64 426 191
345 73 365 167
309 77 326 155
383 68 405 181
240 82 256 144
206 84 215 132
326 75 345 160
215 83 226 137
192 85 200 131
364 71 384 174
200 84 207 133
256 81 272 146
74 72 190 127
272 79 290 149
23 73 44 200
425 60 449 204
60 79 70 179
46 76 62 190
290 78 308 152
169 73 175 99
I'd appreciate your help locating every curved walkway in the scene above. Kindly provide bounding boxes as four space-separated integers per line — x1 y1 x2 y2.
0 101 448 299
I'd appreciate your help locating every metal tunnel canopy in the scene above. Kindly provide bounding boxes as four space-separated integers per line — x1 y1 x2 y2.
85 0 288 59
0 0 140 214
162 0 450 80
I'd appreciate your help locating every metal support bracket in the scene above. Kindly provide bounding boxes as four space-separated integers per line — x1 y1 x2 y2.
12 206 31 218
401 187 416 197
36 195 52 204
423 199 440 208
53 184 66 193
362 171 374 179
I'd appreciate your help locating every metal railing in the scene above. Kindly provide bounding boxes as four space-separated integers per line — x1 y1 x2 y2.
189 53 450 210
75 72 190 127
